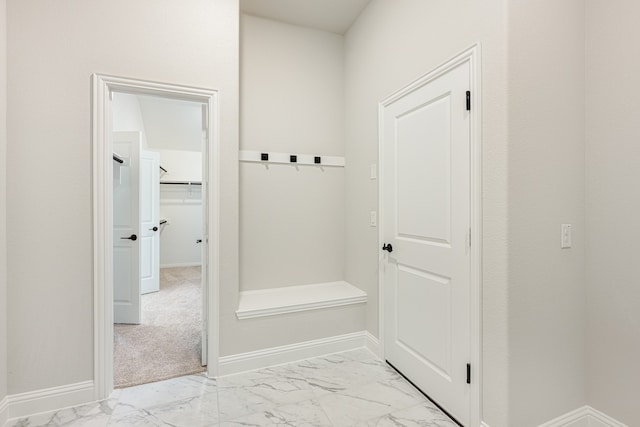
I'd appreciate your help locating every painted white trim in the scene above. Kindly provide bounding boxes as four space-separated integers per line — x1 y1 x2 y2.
4 381 94 422
539 407 592 427
364 331 380 356
377 43 483 427
538 406 628 427
481 423 490 427
0 396 8 427
91 74 221 400
218 331 371 376
239 150 345 167
469 43 484 427
160 262 202 269
588 408 629 427
235 281 366 320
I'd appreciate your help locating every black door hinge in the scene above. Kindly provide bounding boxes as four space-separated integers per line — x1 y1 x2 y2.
466 363 471 384
466 91 471 111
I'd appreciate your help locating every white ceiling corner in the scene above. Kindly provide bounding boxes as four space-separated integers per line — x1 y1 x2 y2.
240 0 372 34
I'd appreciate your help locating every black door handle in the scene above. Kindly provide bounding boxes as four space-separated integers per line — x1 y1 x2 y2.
121 234 137 241
149 226 158 232
382 243 393 253
196 239 202 244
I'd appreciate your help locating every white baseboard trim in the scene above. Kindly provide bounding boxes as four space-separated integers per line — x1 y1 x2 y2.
538 406 591 427
4 381 94 422
481 422 490 427
364 331 380 356
538 406 627 427
0 396 8 427
587 407 629 427
219 331 374 376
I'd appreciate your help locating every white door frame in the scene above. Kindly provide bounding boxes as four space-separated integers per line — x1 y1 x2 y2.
91 74 220 400
377 44 482 427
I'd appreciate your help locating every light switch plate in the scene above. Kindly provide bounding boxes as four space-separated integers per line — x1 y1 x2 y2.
370 211 377 227
370 164 377 180
561 224 572 248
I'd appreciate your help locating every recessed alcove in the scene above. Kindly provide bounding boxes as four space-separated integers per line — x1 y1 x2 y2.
238 6 366 316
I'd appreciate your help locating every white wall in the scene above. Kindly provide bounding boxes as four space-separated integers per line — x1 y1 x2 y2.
154 150 202 268
6 0 239 394
241 14 343 155
585 1 640 425
240 14 345 291
137 95 203 152
344 1 509 425
112 92 149 149
240 164 344 290
160 184 202 268
157 149 202 183
158 150 203 268
0 0 8 408
507 1 587 426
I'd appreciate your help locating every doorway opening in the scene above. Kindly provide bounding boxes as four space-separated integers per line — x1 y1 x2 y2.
92 75 220 400
112 93 208 388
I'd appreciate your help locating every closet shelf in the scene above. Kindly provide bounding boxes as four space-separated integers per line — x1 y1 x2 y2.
239 150 345 168
160 181 202 186
236 281 366 320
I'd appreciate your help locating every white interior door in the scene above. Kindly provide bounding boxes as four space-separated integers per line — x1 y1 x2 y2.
113 131 142 324
382 62 471 425
140 151 160 295
200 104 209 366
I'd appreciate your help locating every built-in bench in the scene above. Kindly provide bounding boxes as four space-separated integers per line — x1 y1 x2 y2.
235 281 367 320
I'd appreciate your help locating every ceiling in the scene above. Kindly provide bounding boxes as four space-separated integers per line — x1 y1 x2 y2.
137 95 203 152
240 0 372 34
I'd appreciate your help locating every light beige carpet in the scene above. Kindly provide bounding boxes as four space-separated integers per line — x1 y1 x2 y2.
114 266 206 388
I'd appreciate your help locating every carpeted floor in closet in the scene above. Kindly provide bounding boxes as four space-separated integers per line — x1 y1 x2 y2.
114 266 205 388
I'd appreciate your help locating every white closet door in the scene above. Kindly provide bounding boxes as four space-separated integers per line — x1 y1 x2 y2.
113 131 142 324
140 150 160 295
382 62 471 425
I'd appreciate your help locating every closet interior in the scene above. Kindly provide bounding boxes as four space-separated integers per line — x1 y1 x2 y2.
111 92 207 388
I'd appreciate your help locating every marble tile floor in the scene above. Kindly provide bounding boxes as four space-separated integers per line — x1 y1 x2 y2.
7 349 458 427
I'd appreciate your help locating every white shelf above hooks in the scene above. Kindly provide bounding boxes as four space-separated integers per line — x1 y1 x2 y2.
239 150 345 168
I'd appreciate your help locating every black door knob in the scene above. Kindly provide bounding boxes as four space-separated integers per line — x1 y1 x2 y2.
121 234 137 241
382 243 393 253
149 226 158 232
